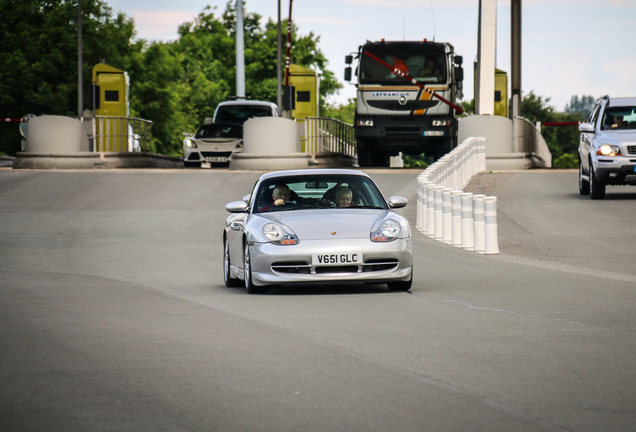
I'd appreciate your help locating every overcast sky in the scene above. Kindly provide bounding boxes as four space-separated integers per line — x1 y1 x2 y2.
106 0 636 111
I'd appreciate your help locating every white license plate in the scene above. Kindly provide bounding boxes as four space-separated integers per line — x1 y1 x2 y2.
312 253 362 265
424 131 444 137
205 156 228 162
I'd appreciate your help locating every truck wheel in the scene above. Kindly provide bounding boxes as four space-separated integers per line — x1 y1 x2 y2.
372 151 390 167
357 143 372 167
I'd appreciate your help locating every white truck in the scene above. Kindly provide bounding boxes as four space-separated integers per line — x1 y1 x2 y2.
344 40 464 166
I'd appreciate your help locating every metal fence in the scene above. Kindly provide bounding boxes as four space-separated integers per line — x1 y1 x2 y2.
93 116 153 153
303 117 357 156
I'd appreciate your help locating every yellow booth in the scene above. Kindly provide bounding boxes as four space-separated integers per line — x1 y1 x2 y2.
92 63 130 151
288 64 318 120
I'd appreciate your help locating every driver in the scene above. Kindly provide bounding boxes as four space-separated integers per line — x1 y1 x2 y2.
271 184 291 206
259 184 293 211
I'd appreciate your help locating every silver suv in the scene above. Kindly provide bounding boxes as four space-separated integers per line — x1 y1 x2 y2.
578 96 636 199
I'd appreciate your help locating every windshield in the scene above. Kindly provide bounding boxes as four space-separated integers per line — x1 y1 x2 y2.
602 106 636 130
253 175 388 213
360 44 447 85
195 123 242 139
215 105 273 125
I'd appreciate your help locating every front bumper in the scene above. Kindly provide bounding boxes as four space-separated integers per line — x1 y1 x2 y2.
593 156 636 185
248 238 413 286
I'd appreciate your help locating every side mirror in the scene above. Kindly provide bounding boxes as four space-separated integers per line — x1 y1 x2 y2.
204 117 213 125
345 55 353 65
579 123 594 133
242 194 251 202
344 67 352 82
388 196 408 209
225 200 249 213
455 67 464 82
455 55 463 65
182 132 191 137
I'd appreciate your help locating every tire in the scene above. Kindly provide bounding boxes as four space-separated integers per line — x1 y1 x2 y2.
579 159 590 195
184 161 201 168
372 150 390 167
387 269 413 291
244 242 269 294
357 142 372 167
589 162 606 200
223 238 242 287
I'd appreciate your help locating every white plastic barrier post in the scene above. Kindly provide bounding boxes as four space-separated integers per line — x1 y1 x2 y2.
426 184 435 237
484 196 499 254
434 186 443 240
473 194 486 254
417 177 429 231
442 188 453 244
451 191 462 247
460 192 474 251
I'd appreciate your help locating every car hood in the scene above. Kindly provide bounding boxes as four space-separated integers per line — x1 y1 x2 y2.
261 209 387 240
596 130 636 145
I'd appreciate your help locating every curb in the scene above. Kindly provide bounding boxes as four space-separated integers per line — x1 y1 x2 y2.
12 152 184 169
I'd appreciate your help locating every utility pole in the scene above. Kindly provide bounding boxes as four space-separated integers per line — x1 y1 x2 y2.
236 0 245 98
277 0 282 115
511 0 522 119
78 0 83 117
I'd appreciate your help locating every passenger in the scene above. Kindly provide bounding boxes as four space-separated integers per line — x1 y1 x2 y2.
335 186 354 207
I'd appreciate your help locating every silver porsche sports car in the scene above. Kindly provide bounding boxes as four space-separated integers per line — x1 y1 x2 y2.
223 169 413 294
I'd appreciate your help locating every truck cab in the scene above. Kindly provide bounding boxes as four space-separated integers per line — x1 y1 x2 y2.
345 40 463 166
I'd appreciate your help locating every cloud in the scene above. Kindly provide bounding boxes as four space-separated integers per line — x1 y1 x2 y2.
295 17 360 27
131 10 197 41
340 0 474 6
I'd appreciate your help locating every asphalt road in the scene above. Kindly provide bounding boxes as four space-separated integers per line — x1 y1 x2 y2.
0 168 635 432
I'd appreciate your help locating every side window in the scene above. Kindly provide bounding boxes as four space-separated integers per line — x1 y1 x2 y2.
590 104 601 129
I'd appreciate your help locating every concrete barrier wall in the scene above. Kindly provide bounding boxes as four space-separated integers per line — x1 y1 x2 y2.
27 116 88 153
244 117 299 154
416 137 499 254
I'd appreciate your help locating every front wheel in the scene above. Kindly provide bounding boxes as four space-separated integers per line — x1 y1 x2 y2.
387 269 413 291
579 159 590 195
244 242 269 294
589 163 606 200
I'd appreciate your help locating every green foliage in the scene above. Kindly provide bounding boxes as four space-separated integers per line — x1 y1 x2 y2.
552 153 578 168
402 153 433 168
521 91 581 159
322 99 355 124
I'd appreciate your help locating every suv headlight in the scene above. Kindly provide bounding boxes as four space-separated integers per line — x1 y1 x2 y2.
597 144 621 156
432 120 451 127
370 219 401 242
262 223 299 245
357 119 374 127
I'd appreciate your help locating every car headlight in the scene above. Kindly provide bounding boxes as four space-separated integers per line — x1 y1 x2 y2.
370 219 401 242
597 144 621 156
262 223 299 245
357 119 374 127
184 138 198 148
432 120 451 127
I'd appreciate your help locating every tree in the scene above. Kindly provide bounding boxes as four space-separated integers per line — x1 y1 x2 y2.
564 95 597 121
